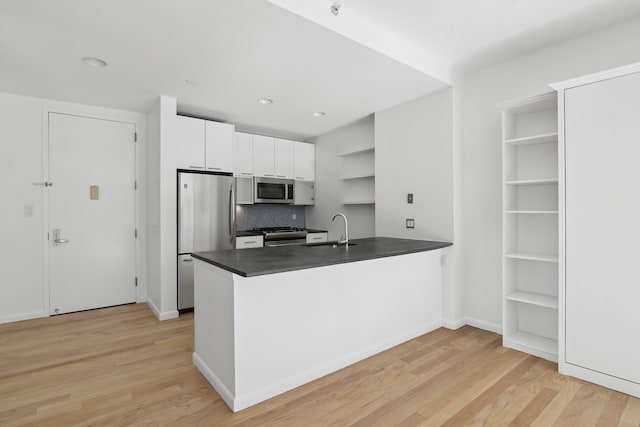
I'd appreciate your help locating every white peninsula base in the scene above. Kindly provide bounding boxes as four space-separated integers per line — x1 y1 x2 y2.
192 249 443 412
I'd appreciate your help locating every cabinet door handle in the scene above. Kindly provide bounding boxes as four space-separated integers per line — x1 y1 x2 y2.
241 172 253 176
182 258 193 262
189 166 204 169
276 175 286 178
264 174 274 177
296 176 305 180
207 167 222 171
312 237 322 240
243 240 257 244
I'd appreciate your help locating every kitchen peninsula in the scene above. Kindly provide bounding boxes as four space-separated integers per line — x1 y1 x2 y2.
191 237 452 412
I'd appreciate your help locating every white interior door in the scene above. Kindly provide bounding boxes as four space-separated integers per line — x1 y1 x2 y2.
48 113 136 315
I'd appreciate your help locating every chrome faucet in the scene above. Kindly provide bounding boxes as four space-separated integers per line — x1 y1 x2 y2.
331 213 349 245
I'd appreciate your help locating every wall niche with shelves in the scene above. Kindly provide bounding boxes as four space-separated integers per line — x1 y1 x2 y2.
338 147 375 205
498 92 559 362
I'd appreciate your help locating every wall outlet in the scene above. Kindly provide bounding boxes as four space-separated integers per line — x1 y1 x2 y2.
406 218 415 229
292 213 297 220
407 193 414 204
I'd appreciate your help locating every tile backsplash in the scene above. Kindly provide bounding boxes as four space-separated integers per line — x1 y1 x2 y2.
236 204 305 231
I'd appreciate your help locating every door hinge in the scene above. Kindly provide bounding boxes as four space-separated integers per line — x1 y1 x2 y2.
134 229 138 239
135 277 138 287
47 232 50 240
134 180 137 190
134 132 137 142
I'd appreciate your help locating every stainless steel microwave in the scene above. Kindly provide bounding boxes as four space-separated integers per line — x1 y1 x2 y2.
254 177 294 204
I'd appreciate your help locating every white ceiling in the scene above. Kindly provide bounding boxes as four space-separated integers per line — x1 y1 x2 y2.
1 0 640 140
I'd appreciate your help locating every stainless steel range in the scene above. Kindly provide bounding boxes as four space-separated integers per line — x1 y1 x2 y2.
252 227 308 247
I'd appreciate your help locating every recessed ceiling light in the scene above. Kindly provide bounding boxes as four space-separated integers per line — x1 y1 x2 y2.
82 57 107 67
257 98 274 105
312 112 326 118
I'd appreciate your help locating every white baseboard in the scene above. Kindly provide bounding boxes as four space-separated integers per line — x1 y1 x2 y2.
0 310 47 325
146 299 179 321
464 317 502 334
439 317 503 334
232 320 442 412
195 320 442 412
192 352 237 410
442 317 466 330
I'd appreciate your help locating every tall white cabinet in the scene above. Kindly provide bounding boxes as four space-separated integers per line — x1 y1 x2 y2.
498 93 559 362
552 63 640 398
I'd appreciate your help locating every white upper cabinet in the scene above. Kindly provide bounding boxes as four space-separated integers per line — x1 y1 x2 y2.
274 138 294 179
176 115 233 172
205 121 234 173
253 135 275 178
294 142 315 181
176 116 205 170
233 132 254 177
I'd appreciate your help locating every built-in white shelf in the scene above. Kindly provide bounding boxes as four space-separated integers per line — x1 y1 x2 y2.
505 210 558 214
505 291 558 309
338 147 375 157
501 92 559 363
342 200 375 205
505 178 558 186
504 331 558 360
505 252 559 263
504 132 558 146
340 173 375 180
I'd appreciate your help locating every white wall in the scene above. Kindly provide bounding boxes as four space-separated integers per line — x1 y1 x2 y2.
0 93 46 323
306 116 375 239
459 16 640 329
146 96 179 320
375 89 453 241
375 89 461 325
0 92 147 324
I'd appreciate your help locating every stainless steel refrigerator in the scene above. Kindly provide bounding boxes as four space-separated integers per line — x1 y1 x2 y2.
178 171 235 310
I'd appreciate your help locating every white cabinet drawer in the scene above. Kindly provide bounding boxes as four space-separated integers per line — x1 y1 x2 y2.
306 232 328 244
236 235 264 249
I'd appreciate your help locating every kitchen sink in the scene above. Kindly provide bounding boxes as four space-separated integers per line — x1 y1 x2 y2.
303 241 357 248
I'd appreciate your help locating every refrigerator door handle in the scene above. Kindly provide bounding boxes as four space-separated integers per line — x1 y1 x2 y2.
229 184 236 245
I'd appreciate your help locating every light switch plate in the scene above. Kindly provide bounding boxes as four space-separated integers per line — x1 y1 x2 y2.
90 185 99 200
406 218 415 229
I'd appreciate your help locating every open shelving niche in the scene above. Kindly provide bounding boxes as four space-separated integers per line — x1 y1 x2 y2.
497 92 559 362
338 147 375 205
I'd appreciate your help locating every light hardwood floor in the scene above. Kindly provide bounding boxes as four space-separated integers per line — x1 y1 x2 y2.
1 304 639 426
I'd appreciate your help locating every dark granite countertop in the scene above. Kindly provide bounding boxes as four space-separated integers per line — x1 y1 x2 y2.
192 237 452 277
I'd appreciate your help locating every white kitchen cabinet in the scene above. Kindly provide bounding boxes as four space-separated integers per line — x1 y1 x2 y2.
235 235 263 249
274 138 294 179
205 120 234 173
233 132 254 177
294 142 315 181
176 116 205 170
177 115 233 172
305 232 327 244
235 176 253 205
552 63 640 398
253 135 275 178
498 92 559 363
294 180 315 205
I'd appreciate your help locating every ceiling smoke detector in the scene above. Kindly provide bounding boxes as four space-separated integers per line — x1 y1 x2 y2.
330 3 340 16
